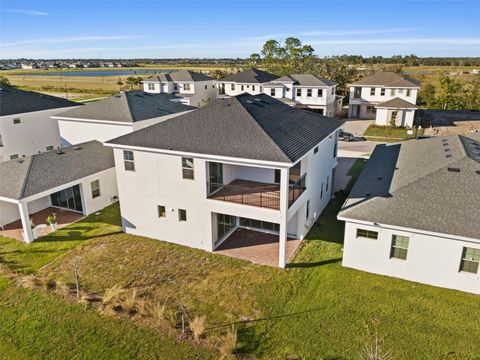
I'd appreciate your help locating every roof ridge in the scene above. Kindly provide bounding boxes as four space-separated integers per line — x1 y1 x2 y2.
123 92 138 122
19 156 35 199
234 95 292 163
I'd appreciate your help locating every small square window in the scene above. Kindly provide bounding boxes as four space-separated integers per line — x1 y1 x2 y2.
356 228 378 240
183 83 191 91
370 88 375 96
46 145 54 151
158 205 166 218
182 157 194 179
390 89 396 96
205 84 207 90
148 83 155 91
241 85 244 91
231 84 235 91
13 118 22 124
296 88 302 97
318 89 323 97
307 89 312 97
91 179 101 198
123 150 135 171
314 146 319 154
178 209 187 222
10 154 19 160
252 85 255 91
270 88 275 97
406 89 411 96
390 235 409 260
459 247 480 274
380 88 386 96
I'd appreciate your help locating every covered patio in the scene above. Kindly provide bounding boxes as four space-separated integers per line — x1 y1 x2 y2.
215 228 302 267
0 207 83 241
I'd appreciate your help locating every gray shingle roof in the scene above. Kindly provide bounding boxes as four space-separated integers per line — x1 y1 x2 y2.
270 74 337 87
339 134 480 240
144 70 213 82
350 72 420 88
0 141 115 200
54 91 195 123
219 68 279 84
0 86 79 116
376 97 417 109
106 93 343 163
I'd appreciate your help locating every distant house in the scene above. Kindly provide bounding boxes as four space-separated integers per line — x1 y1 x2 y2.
142 70 217 107
105 94 343 268
0 141 118 243
262 74 343 116
338 134 480 294
0 87 79 163
53 91 195 146
216 68 278 97
348 72 420 127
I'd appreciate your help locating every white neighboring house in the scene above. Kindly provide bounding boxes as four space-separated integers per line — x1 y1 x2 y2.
262 74 343 116
216 68 279 97
141 70 217 107
338 134 480 294
105 94 343 268
0 141 118 243
53 91 195 146
0 86 79 163
347 72 420 127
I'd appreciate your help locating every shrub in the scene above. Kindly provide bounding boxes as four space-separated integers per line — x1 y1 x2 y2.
217 325 238 358
189 315 207 341
102 284 126 306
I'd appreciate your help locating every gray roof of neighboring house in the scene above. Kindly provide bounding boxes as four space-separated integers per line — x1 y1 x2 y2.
270 74 337 87
339 134 480 240
0 141 115 200
107 93 344 163
219 68 279 84
0 86 79 116
350 72 420 88
376 97 418 109
144 70 213 83
54 91 195 123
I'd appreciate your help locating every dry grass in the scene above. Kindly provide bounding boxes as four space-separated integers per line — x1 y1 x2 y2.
190 315 207 341
102 284 126 306
217 325 238 359
15 274 43 289
120 288 138 315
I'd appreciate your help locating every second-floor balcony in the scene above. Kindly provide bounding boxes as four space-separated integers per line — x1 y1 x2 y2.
207 174 306 210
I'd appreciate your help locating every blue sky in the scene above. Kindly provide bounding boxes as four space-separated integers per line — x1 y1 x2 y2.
1 0 480 59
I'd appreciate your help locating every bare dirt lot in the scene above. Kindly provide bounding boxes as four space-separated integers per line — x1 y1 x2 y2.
421 110 480 136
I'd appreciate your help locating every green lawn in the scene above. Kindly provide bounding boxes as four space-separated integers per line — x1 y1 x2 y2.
364 124 424 141
1 162 480 359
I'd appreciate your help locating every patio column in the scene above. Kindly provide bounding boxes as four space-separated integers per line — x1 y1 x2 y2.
278 167 289 268
18 201 34 243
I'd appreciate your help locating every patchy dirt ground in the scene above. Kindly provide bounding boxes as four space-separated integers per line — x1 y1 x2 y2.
422 110 480 136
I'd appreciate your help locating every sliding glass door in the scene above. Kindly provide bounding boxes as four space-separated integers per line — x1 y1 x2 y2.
50 185 83 212
217 214 236 242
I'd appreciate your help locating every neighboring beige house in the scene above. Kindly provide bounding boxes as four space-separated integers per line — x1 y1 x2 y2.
347 72 420 127
142 70 217 107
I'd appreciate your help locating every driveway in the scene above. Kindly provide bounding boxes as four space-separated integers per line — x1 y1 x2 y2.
338 139 381 158
340 119 374 137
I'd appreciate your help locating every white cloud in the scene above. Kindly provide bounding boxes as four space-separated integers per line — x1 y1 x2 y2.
1 9 48 16
307 38 480 46
1 35 146 47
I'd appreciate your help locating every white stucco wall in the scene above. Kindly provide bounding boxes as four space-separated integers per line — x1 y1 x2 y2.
0 107 77 162
219 82 265 96
143 80 217 107
375 108 415 127
342 221 480 294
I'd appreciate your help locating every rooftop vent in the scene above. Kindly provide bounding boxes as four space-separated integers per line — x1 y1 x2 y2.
73 146 82 151
446 154 452 158
447 167 460 173
442 142 449 146
444 148 450 152
377 177 382 180
476 170 480 175
17 159 24 164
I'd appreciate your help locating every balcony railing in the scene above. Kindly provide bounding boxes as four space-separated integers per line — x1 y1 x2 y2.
207 175 307 210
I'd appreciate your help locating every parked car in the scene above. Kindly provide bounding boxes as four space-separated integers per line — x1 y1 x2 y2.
338 130 354 142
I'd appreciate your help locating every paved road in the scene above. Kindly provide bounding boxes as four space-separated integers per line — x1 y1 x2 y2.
338 139 381 158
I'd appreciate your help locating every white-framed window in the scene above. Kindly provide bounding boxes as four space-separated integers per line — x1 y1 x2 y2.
91 179 101 199
123 150 135 171
270 88 275 96
406 89 411 96
390 89 396 96
178 209 187 222
356 228 378 240
182 157 194 179
307 89 312 97
205 84 208 90
10 154 19 160
296 88 302 97
252 85 255 91
158 205 166 218
314 146 319 154
459 247 480 274
46 145 54 151
13 118 23 124
148 83 155 91
318 89 323 97
241 85 244 91
231 84 235 91
183 83 191 91
380 88 386 96
370 88 375 96
390 235 409 260
367 105 376 114
306 200 310 219
331 87 334 95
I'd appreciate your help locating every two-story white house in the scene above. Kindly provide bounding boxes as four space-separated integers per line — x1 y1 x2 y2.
105 94 343 268
142 70 217 107
347 72 420 127
53 91 195 146
262 74 343 116
338 134 480 294
216 68 279 97
0 86 79 162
